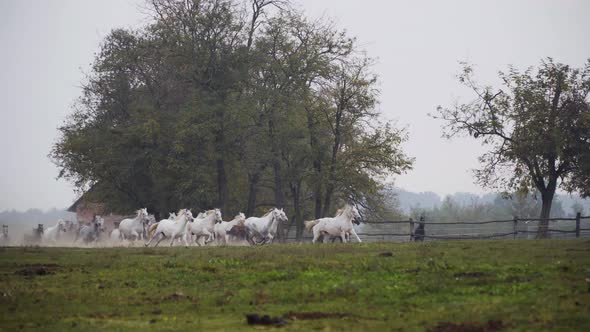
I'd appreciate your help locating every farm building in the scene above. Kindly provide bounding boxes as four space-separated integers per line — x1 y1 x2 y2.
67 189 130 234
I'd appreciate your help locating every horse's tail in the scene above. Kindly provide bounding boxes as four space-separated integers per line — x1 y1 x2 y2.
147 223 159 238
304 219 319 232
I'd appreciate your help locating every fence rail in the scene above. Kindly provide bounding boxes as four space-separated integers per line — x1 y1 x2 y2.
285 213 590 243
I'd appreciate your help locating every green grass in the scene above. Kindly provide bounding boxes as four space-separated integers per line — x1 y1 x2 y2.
0 240 589 331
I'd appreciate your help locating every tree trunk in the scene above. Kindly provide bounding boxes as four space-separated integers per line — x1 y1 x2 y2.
313 160 323 219
537 187 555 239
291 181 303 241
322 186 334 218
246 173 260 217
322 106 343 218
216 159 229 214
272 160 286 242
246 163 267 216
269 111 285 242
306 109 323 219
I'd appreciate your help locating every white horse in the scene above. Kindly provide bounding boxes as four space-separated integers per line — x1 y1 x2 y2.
145 209 192 247
42 219 67 243
304 204 362 243
77 216 105 244
214 212 246 245
119 208 149 241
110 228 122 242
186 209 223 246
244 208 288 245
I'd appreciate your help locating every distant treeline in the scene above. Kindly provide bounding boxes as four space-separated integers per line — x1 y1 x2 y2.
391 189 590 221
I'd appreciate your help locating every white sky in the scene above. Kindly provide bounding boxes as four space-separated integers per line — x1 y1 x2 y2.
1 0 589 211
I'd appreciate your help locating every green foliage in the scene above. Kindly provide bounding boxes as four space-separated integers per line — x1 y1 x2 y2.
1 240 589 330
50 0 413 228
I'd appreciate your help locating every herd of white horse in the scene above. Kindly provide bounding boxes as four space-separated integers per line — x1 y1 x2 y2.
32 204 363 246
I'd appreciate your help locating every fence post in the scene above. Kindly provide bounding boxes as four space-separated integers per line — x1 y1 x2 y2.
513 216 518 240
576 212 581 238
409 218 414 242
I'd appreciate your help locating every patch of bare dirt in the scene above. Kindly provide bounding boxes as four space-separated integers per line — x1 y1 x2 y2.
14 264 59 276
245 313 288 327
453 271 486 278
428 320 505 332
284 311 351 320
162 292 192 301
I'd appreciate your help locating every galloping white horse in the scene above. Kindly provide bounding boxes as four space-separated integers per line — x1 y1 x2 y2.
42 219 67 243
214 212 246 245
119 208 149 241
304 204 362 243
77 216 105 243
145 209 192 247
244 208 288 245
186 209 223 246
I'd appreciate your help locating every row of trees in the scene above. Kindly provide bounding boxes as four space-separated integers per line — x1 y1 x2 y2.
50 0 413 240
51 0 589 239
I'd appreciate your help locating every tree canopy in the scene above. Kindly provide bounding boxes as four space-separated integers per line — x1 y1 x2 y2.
50 0 413 240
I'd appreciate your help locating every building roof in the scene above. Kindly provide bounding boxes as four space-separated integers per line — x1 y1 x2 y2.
67 185 98 212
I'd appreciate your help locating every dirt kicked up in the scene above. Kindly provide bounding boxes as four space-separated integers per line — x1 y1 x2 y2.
1 239 589 331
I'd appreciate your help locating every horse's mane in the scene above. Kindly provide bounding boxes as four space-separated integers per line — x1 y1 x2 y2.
335 205 352 216
262 208 275 217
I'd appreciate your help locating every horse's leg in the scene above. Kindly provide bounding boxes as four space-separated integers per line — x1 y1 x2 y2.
154 233 166 247
144 232 155 247
350 228 362 243
169 234 176 246
131 231 139 243
182 232 190 247
246 233 256 246
312 228 321 244
339 230 347 243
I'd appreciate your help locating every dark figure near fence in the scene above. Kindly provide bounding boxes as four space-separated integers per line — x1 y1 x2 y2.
0 225 9 245
414 216 425 242
35 224 44 239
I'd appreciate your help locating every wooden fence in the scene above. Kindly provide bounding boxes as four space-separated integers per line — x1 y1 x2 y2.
285 213 590 243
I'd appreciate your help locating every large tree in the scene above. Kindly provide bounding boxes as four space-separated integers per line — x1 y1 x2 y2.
51 0 413 239
435 58 590 237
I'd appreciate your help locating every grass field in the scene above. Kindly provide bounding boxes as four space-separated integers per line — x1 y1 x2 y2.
1 239 589 331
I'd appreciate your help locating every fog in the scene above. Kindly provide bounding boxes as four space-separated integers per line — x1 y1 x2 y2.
1 0 589 211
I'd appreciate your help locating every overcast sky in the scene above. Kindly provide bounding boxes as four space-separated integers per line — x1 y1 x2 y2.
1 0 589 211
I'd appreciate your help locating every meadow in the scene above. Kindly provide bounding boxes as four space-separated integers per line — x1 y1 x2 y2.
1 239 589 331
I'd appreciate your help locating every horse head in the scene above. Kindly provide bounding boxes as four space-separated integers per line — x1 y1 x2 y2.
273 208 288 224
95 216 105 232
58 219 67 232
214 208 223 223
350 205 362 225
180 209 193 221
236 212 246 224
